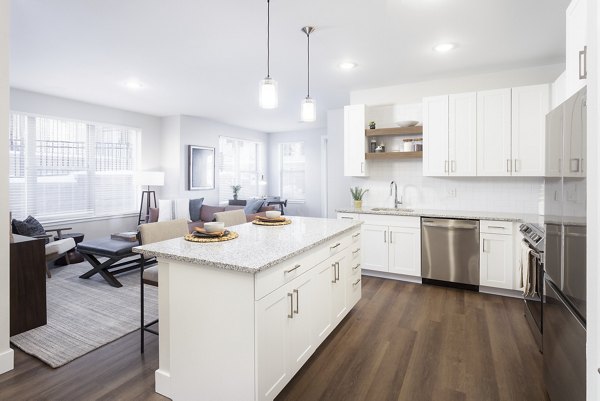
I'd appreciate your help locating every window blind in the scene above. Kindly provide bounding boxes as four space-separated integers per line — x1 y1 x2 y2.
218 136 265 204
280 142 306 202
9 112 139 222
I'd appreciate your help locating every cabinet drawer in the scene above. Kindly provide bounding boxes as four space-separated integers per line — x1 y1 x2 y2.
480 220 513 234
337 213 359 220
326 234 352 258
255 253 315 300
349 258 361 278
362 214 420 228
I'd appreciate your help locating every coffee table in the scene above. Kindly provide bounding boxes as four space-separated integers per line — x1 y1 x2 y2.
77 237 154 287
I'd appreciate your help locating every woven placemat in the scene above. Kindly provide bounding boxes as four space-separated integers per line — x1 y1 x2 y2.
184 231 239 243
252 219 292 226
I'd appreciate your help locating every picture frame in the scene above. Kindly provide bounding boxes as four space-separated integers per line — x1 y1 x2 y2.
188 145 215 190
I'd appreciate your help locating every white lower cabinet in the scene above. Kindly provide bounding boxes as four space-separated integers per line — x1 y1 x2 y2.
479 221 515 290
360 216 421 277
256 230 360 401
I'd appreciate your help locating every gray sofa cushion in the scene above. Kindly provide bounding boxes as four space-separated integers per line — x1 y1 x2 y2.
244 199 264 214
189 198 204 222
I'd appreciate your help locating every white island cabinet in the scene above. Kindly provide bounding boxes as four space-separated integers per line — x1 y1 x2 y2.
133 217 362 401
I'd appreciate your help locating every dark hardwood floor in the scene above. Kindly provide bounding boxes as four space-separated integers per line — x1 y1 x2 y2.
0 277 547 401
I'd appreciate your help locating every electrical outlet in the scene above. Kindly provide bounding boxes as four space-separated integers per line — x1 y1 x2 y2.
448 188 457 197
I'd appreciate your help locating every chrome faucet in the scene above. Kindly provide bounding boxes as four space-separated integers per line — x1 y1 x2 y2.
390 181 402 208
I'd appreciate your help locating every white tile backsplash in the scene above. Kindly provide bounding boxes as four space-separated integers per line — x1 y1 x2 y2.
352 159 543 214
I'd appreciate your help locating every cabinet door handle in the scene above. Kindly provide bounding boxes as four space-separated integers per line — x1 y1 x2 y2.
579 46 587 80
506 159 512 173
353 278 362 287
284 264 301 274
352 248 360 255
482 239 487 253
331 263 337 283
570 158 580 173
514 159 519 173
353 263 361 271
335 262 340 281
383 231 386 243
352 232 360 238
288 293 294 318
360 162 364 173
444 160 449 173
390 231 393 244
293 289 299 314
451 160 456 173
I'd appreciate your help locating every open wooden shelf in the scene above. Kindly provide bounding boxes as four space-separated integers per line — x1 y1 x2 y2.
365 151 423 160
365 126 423 137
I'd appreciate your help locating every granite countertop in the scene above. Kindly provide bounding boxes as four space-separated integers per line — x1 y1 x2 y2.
336 207 543 223
133 217 362 274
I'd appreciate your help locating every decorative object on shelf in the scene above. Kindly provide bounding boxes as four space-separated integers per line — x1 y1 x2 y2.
350 186 368 209
231 184 242 200
259 0 278 109
300 26 316 122
188 145 215 190
395 120 419 127
136 171 165 225
369 121 376 129
414 138 423 151
375 142 386 152
184 231 239 243
403 138 414 152
369 138 377 153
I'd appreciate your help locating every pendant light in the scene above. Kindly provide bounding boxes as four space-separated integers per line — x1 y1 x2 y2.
300 26 316 122
259 0 278 109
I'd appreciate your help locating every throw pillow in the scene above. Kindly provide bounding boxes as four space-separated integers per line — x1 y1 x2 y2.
189 198 204 222
199 205 226 222
12 215 46 237
244 198 264 215
173 198 191 222
157 199 174 222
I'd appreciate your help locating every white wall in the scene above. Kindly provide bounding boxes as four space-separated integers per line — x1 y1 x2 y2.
268 128 325 217
160 115 268 205
351 63 564 106
9 89 163 239
0 0 14 375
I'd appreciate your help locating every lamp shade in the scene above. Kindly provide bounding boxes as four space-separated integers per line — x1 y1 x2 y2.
137 171 165 186
259 77 278 109
300 97 316 122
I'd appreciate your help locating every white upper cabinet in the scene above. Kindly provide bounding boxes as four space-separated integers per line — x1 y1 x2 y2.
476 88 512 176
422 95 449 176
563 88 587 178
545 105 564 178
343 104 367 177
511 84 550 177
565 0 587 97
448 92 477 176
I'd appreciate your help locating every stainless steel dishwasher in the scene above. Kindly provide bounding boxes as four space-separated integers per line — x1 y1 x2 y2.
421 218 480 289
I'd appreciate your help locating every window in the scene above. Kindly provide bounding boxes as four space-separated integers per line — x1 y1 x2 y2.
280 142 305 202
9 112 139 222
218 136 265 203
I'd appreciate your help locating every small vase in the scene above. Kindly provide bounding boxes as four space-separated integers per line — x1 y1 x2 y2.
354 200 362 209
233 194 238 200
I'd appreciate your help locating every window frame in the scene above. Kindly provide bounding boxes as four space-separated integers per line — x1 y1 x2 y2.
279 141 306 203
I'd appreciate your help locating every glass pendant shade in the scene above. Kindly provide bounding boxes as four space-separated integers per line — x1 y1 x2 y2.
300 97 316 122
259 77 278 109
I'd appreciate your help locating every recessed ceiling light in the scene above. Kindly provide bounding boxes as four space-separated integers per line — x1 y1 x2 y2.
124 80 145 90
338 61 358 70
433 43 457 53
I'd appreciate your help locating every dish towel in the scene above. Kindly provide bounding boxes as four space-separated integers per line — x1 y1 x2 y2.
520 241 535 297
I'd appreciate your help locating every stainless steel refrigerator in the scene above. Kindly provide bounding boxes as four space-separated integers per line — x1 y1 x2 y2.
543 86 587 401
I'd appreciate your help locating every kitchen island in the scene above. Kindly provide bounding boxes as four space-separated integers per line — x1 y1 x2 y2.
133 217 363 401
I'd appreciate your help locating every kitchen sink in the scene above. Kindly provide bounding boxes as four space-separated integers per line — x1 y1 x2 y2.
371 207 414 213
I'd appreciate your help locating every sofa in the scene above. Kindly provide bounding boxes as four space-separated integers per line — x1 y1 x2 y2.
148 204 276 232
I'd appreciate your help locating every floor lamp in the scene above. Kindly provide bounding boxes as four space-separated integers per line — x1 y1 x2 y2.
137 171 165 225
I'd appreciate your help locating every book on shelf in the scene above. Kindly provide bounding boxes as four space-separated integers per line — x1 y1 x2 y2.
111 231 138 242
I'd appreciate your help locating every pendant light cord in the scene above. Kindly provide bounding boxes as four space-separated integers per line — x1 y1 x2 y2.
307 31 310 97
267 0 271 78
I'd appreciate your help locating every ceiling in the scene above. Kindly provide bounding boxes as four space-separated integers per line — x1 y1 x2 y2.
10 0 570 133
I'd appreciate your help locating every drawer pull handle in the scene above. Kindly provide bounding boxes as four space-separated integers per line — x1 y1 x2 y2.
288 293 294 319
353 278 361 287
293 289 299 314
341 217 353 220
353 263 360 271
330 242 341 250
488 226 505 230
352 232 360 238
352 248 360 254
284 264 301 274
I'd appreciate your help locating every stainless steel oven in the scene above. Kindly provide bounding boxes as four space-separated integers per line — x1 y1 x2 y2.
519 223 544 352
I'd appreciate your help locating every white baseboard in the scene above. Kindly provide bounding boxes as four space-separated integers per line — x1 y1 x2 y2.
0 348 14 375
362 269 423 284
155 369 172 399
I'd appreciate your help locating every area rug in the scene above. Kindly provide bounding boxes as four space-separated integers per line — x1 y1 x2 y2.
10 261 158 368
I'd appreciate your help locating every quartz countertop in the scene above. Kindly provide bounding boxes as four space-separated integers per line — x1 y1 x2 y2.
133 217 362 274
336 207 543 224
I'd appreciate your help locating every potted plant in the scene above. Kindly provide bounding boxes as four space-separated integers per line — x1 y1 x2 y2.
350 186 368 209
231 185 242 200
369 121 376 129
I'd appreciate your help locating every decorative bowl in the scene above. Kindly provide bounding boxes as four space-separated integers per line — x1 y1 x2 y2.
394 120 419 128
204 222 225 233
266 210 282 219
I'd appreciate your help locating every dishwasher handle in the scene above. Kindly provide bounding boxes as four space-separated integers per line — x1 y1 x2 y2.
422 221 478 230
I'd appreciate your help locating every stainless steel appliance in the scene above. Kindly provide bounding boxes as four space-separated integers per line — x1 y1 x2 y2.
519 222 545 352
543 87 586 401
421 218 479 290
